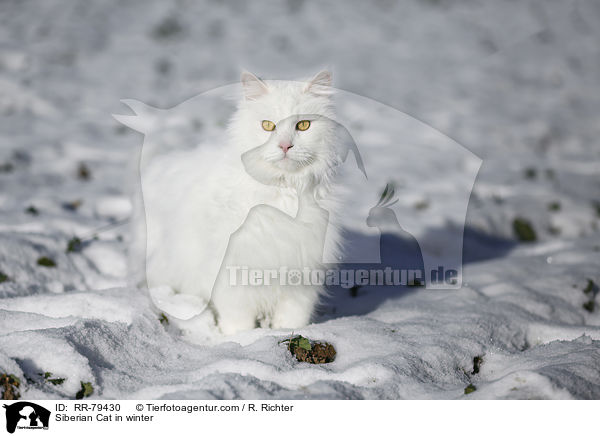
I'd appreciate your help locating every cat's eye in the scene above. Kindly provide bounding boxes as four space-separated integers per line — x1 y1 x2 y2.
262 120 276 131
296 120 311 131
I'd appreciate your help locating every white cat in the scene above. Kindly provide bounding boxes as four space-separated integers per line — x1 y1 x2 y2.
135 70 342 334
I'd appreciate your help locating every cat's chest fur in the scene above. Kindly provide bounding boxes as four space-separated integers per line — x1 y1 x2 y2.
141 145 313 299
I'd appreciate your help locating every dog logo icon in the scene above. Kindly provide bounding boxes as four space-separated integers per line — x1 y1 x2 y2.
3 402 50 433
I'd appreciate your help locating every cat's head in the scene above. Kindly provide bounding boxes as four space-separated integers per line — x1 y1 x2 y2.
231 70 339 190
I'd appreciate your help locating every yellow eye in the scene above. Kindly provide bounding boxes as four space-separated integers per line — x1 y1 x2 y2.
296 120 310 131
262 120 276 131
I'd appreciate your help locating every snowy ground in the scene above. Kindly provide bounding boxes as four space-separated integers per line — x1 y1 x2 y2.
1 0 599 399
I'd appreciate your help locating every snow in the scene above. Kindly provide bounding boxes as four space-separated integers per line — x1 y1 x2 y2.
1 0 599 399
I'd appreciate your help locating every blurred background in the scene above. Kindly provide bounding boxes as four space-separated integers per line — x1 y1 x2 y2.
1 0 600 400
1 0 600 294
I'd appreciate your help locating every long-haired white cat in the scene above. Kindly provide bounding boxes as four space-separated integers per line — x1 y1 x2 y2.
135 70 342 334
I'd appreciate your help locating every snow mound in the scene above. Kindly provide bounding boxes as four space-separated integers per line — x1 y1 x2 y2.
1 0 599 399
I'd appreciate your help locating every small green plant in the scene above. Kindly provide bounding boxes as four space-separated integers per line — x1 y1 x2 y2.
152 16 184 40
513 218 537 242
0 271 9 284
75 382 94 399
280 335 336 364
471 356 483 375
62 200 83 212
66 237 83 253
414 200 429 211
464 383 477 395
77 163 91 181
547 201 561 212
583 279 596 295
25 205 39 215
593 201 600 218
159 313 169 325
582 279 598 313
523 167 537 179
282 335 311 352
0 162 14 173
37 257 56 267
39 372 65 386
583 301 595 313
548 225 561 236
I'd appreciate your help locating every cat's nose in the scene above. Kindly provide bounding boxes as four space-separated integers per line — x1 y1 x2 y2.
279 142 293 153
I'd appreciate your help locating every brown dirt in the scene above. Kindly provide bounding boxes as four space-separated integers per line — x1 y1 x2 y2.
1 374 21 400
285 335 336 364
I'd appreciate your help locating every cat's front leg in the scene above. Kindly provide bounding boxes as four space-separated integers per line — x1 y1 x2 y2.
212 283 259 335
271 288 319 329
217 303 257 335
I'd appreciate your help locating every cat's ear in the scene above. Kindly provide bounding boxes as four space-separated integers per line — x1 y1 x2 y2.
241 71 269 101
304 70 333 96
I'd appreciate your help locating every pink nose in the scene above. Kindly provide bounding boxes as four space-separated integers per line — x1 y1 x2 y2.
279 142 293 153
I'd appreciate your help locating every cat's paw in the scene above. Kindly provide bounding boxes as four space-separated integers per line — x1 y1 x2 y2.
217 311 257 335
271 305 312 330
